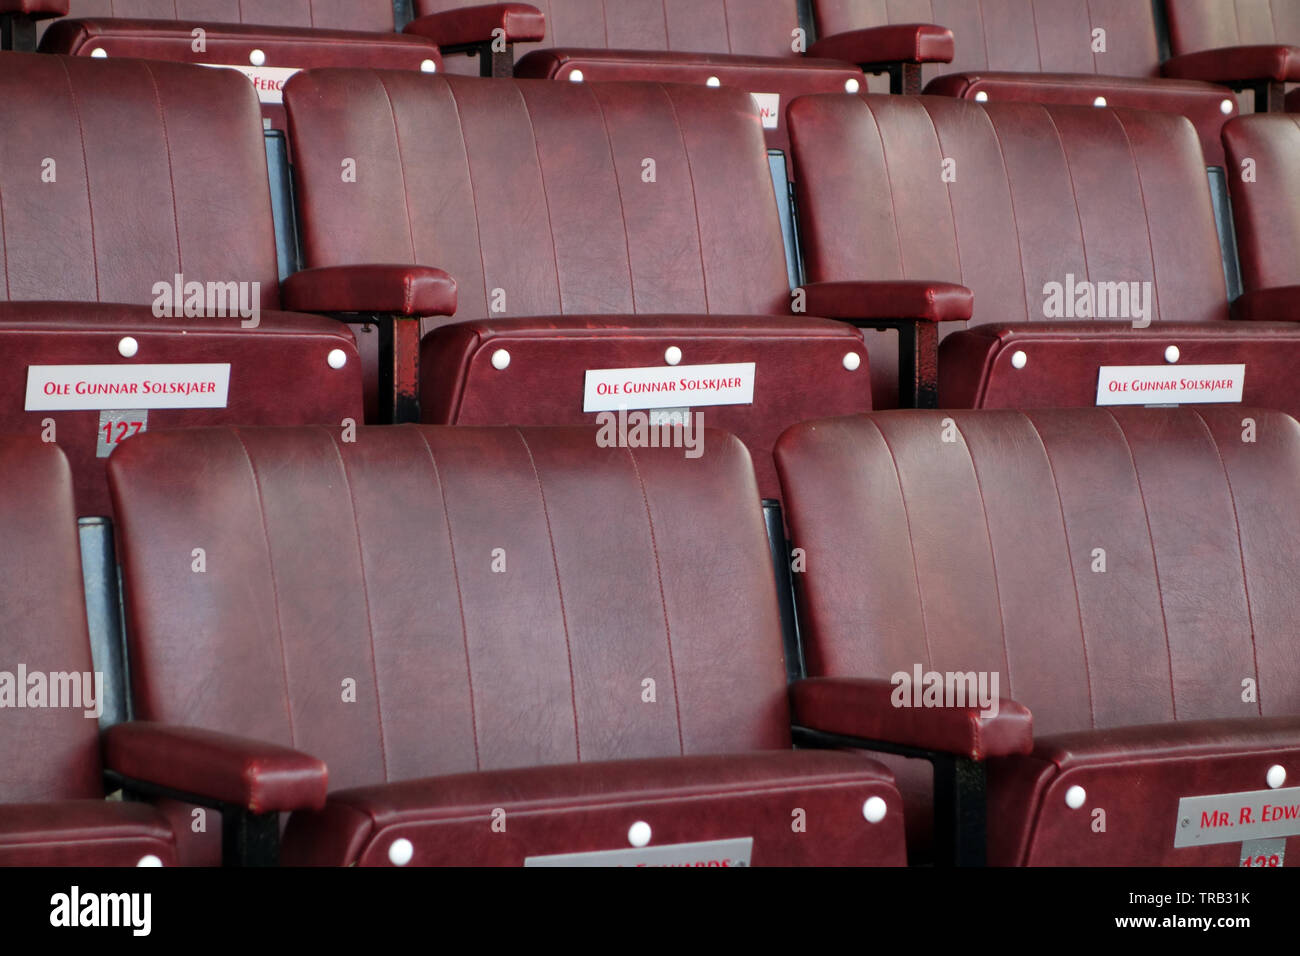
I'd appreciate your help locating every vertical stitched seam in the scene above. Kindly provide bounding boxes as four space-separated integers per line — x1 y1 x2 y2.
589 86 638 311
231 429 297 746
443 80 494 315
868 419 933 669
625 445 685 756
919 100 964 287
982 109 1032 323
961 422 1014 695
864 100 908 278
660 86 712 312
1028 0 1043 70
141 61 185 280
513 429 582 761
414 429 481 771
514 84 565 314
1232 0 1244 45
1103 408 1177 720
1110 112 1162 323
374 72 419 264
1084 0 1097 73
326 429 390 780
976 0 991 69
0 184 10 299
56 58 100 301
601 0 610 47
721 0 733 53
1020 411 1096 729
1190 409 1262 716
659 0 671 50
1041 108 1092 284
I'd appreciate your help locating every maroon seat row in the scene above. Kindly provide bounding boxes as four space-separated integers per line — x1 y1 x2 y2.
0 52 1297 516
5 403 1299 866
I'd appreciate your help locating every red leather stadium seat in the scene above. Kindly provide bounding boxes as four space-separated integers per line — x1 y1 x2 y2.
814 0 1241 164
0 437 176 867
777 407 1300 865
106 424 906 867
284 73 876 499
36 0 443 129
416 0 882 160
0 54 362 516
1164 0 1300 111
1223 113 1300 318
788 93 1300 415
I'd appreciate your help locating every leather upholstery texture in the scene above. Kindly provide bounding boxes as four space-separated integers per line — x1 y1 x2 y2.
1223 113 1300 293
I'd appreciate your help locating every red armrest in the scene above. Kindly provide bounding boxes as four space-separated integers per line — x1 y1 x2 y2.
1231 286 1300 323
1163 45 1300 85
282 265 457 317
0 1 65 16
809 24 954 67
791 676 1034 761
103 722 328 814
405 3 545 47
800 280 973 323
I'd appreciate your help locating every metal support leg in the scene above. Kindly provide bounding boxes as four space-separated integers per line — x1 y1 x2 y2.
1 16 37 52
932 756 988 867
222 809 281 868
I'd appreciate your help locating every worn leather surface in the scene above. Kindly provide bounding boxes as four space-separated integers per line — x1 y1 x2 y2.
808 23 954 65
284 750 904 865
1232 285 1300 322
283 265 458 317
107 425 903 864
790 677 1034 760
286 73 871 498
777 407 1300 864
800 280 973 323
0 438 177 866
1223 114 1300 293
788 94 1257 409
1165 44 1300 83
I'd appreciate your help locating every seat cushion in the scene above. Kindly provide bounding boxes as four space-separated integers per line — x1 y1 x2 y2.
0 799 176 866
282 750 905 866
1 302 362 516
419 315 872 500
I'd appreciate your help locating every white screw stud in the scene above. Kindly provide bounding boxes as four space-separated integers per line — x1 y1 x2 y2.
568 69 584 83
1267 765 1287 789
1065 785 1087 809
420 59 437 73
863 796 888 823
90 48 108 58
1011 350 1028 370
845 78 861 94
136 855 163 867
249 49 266 67
491 349 511 371
1093 96 1108 107
628 821 652 847
327 348 348 370
664 345 682 366
118 336 139 358
974 91 989 103
1164 345 1181 364
706 76 721 88
388 838 414 866
1221 99 1235 115
843 352 862 371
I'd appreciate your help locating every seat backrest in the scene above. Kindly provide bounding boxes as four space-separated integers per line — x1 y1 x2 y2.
813 0 1164 79
790 94 1229 330
0 53 280 310
61 0 396 31
0 438 103 803
416 0 800 59
1223 113 1300 293
286 72 792 321
777 407 1300 736
1165 0 1300 53
109 425 791 788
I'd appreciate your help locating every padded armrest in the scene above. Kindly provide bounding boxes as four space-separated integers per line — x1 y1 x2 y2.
790 677 1033 761
809 23 954 67
1163 45 1300 85
103 722 328 814
282 265 458 317
405 3 545 47
0 1 65 16
1030 716 1300 771
800 280 974 323
1231 286 1300 323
